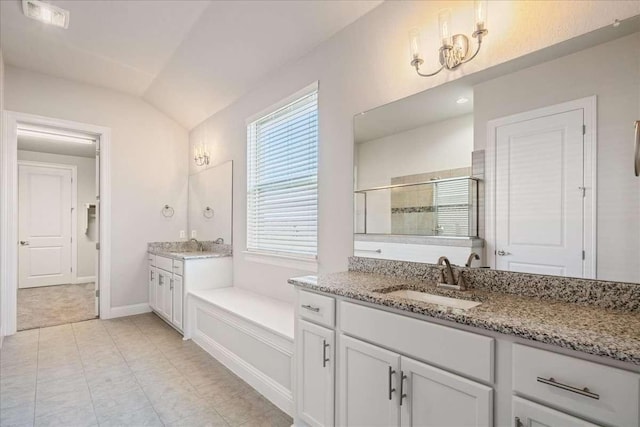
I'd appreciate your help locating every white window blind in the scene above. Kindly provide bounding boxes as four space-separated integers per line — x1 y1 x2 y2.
434 179 470 236
247 88 318 258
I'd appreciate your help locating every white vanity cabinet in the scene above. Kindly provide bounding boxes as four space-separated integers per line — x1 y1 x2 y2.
294 287 640 427
148 252 232 334
296 319 335 427
338 334 492 427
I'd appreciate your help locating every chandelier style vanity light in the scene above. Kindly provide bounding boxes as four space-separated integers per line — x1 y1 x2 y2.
410 0 488 77
194 143 210 166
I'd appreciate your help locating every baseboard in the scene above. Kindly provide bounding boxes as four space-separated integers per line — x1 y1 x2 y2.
193 329 294 416
75 276 96 284
0 333 4 349
109 303 151 318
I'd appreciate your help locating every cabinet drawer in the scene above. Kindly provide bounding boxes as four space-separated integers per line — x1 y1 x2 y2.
513 344 640 427
147 253 156 266
172 259 184 276
340 301 494 383
298 290 335 328
156 255 173 272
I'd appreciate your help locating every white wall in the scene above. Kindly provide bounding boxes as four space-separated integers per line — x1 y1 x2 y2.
356 114 473 234
474 33 640 283
5 67 189 308
188 1 639 302
17 150 97 280
357 114 474 189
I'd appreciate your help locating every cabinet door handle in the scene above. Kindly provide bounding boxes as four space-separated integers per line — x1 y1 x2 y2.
170 279 174 290
399 371 407 406
514 417 523 427
158 276 163 286
322 340 330 367
388 366 396 400
150 271 154 281
635 120 639 177
301 304 320 313
536 377 599 400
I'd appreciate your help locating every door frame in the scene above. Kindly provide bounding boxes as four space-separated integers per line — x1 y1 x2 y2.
17 160 78 287
1 110 112 336
485 96 597 278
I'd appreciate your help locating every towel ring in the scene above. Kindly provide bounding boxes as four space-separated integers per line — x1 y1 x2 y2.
161 204 175 218
203 206 214 219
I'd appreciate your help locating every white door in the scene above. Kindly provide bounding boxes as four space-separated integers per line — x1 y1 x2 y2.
338 335 400 427
18 164 73 288
171 274 183 330
297 319 335 427
513 397 598 427
94 145 100 316
400 356 492 427
495 109 585 277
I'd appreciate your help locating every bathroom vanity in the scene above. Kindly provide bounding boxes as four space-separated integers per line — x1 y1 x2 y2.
290 265 640 427
147 243 232 333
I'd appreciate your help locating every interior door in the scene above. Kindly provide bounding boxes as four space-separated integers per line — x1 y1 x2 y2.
338 334 401 427
18 163 73 288
400 356 492 427
513 396 598 427
297 319 335 427
495 109 585 277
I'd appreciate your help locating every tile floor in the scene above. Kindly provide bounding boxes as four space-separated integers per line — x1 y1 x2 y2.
0 313 292 427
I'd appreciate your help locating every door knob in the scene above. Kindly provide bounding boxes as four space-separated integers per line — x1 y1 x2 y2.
497 250 510 256
20 241 29 246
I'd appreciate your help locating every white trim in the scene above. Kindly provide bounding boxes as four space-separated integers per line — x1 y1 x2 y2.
1 111 112 337
485 96 597 278
242 250 318 273
109 302 151 318
75 275 96 284
189 297 294 416
17 160 78 287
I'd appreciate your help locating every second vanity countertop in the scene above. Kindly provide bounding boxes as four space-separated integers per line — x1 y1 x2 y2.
289 271 640 366
148 249 231 261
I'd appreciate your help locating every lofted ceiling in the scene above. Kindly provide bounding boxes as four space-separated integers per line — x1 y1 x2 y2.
1 0 382 129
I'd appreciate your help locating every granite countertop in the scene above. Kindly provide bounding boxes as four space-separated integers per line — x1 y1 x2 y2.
148 249 231 260
289 271 640 365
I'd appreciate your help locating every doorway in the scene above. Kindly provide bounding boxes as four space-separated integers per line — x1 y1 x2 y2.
16 126 99 329
486 97 596 278
1 111 111 337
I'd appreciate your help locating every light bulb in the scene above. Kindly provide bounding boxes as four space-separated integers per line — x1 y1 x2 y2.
438 9 452 46
409 27 422 61
474 0 488 31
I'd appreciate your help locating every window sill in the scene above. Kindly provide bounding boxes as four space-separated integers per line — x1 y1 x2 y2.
242 250 318 273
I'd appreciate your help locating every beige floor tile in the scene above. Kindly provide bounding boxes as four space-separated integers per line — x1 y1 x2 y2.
239 409 292 427
34 404 97 427
214 390 277 427
165 408 229 427
151 391 208 424
35 389 93 419
37 360 84 383
91 387 152 423
36 374 89 400
0 399 35 427
97 405 163 427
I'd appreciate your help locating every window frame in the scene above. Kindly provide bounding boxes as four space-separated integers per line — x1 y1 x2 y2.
244 82 319 270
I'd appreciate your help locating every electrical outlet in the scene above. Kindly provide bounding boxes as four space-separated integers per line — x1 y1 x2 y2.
179 230 186 239
191 230 197 238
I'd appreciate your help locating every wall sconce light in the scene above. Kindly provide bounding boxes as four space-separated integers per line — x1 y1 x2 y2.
194 143 210 166
410 0 488 77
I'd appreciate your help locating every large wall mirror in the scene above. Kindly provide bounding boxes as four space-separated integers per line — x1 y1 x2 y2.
354 18 640 284
188 160 233 244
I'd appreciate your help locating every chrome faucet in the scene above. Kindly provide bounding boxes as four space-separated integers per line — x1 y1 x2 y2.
465 252 480 268
189 238 203 251
214 237 224 244
437 256 467 291
437 256 456 287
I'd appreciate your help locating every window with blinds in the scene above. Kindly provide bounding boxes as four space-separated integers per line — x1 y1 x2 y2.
246 86 318 258
434 179 471 236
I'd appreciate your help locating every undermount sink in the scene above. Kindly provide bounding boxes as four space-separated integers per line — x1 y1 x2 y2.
385 289 482 310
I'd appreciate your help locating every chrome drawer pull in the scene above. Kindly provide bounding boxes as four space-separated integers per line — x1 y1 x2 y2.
322 340 330 367
301 304 320 313
399 371 407 406
635 120 640 177
388 366 396 400
536 376 599 400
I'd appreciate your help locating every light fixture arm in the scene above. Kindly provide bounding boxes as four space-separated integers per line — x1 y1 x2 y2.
411 58 445 77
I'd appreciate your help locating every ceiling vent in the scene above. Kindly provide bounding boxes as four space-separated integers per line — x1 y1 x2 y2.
22 0 70 29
